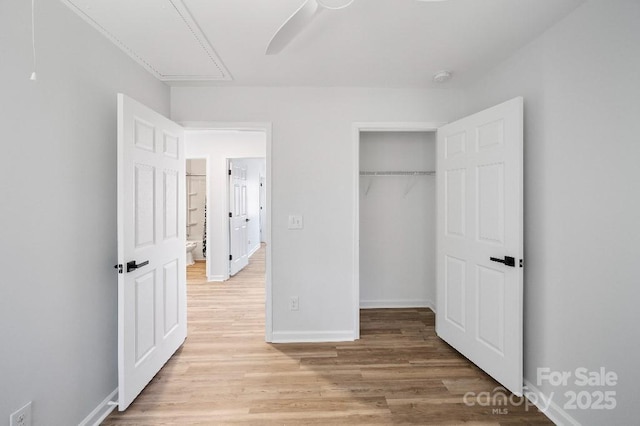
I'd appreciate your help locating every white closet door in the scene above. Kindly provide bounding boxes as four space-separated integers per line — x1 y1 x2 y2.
436 97 524 395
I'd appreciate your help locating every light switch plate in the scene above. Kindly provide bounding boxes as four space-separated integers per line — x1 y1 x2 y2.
288 215 303 230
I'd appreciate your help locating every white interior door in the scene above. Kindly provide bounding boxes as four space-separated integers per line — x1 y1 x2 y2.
116 94 186 410
229 160 249 276
436 97 524 395
259 175 266 243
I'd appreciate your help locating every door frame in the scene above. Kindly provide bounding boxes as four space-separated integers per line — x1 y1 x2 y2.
351 122 445 339
180 121 273 342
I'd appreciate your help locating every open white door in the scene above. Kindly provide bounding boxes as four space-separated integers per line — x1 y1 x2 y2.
259 175 266 243
116 94 186 410
229 160 249 276
436 97 524 395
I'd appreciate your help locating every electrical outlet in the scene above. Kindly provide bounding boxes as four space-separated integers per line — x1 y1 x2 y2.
10 402 32 426
289 296 299 311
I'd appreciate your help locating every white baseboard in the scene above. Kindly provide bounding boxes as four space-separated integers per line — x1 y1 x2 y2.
360 299 435 311
271 330 355 343
207 275 225 282
248 244 261 258
524 380 580 426
78 388 117 426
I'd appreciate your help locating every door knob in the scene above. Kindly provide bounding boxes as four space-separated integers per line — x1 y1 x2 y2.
489 256 515 267
127 260 149 273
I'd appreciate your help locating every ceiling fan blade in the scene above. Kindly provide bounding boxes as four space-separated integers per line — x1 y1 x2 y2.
266 0 321 55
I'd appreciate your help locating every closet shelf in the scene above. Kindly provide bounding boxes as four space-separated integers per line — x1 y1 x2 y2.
186 223 198 227
361 171 435 197
188 192 198 196
360 171 435 176
188 207 198 211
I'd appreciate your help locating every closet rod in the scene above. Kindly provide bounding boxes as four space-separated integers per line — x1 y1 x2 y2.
359 171 435 176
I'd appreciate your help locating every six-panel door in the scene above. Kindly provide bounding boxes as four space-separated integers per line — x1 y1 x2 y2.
117 94 187 410
436 97 524 395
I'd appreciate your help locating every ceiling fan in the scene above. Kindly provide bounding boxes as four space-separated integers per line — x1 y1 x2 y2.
266 0 450 55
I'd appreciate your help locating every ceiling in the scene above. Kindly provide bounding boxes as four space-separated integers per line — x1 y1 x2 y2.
62 0 583 88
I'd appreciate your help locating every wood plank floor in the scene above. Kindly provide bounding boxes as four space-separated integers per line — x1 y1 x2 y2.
103 246 551 425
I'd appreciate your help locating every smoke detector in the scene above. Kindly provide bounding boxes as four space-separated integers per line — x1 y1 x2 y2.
433 70 453 83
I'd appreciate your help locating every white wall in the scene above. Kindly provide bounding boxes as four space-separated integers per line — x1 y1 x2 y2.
461 1 640 424
185 131 266 280
172 87 462 340
0 0 170 424
359 131 436 308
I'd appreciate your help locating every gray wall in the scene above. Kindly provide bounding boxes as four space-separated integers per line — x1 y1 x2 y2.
461 1 640 424
3 0 635 423
0 0 169 424
172 87 462 340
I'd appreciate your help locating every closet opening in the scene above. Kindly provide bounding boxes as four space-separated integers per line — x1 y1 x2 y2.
354 124 439 337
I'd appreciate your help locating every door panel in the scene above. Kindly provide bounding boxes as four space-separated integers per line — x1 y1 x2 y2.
134 164 155 247
134 271 156 363
437 97 523 395
477 163 504 244
445 169 466 237
444 255 466 330
117 94 186 410
476 265 505 354
164 171 179 239
163 260 180 336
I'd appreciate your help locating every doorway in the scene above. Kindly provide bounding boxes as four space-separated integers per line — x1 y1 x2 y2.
186 158 207 271
352 98 525 394
228 157 266 276
183 123 273 341
352 122 441 338
359 131 436 309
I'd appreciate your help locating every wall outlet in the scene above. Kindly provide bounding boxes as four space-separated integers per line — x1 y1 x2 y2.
10 402 32 426
289 296 299 311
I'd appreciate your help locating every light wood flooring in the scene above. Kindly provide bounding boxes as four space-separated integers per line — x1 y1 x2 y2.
103 246 551 425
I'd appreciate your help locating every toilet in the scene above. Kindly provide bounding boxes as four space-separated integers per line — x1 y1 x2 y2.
186 241 198 266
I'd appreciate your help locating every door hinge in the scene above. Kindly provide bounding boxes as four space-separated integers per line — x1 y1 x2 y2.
114 264 123 274
520 259 524 268
229 255 232 261
229 212 232 218
229 169 232 176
